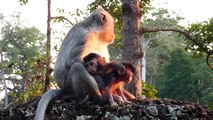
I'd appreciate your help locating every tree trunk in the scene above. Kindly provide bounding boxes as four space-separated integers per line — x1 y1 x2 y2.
121 0 142 98
1 52 8 108
142 52 146 82
44 0 52 93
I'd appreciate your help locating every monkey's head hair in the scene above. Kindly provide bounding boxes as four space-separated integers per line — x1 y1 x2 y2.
82 8 114 29
83 53 106 67
83 53 101 63
122 62 136 73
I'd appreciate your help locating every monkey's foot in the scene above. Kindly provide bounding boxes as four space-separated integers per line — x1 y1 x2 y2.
110 102 119 109
124 100 131 104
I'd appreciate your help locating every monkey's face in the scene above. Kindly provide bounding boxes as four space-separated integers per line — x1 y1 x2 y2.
99 11 115 44
85 59 98 75
124 69 133 83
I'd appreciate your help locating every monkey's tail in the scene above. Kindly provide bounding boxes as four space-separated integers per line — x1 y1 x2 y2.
34 89 61 120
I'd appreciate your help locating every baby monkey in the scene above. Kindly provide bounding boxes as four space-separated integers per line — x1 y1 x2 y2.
83 53 136 106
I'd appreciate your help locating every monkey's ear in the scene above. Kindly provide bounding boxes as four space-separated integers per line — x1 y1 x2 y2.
118 65 126 75
122 62 136 73
100 13 107 24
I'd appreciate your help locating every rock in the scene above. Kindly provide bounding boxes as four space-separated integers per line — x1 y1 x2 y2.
0 97 213 120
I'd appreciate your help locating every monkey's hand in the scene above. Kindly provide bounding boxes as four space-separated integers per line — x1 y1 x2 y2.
110 101 119 108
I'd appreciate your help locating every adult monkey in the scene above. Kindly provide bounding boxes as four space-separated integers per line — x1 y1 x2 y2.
34 8 115 120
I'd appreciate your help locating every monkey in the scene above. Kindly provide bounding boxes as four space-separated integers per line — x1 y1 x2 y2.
34 8 115 120
81 52 125 105
82 53 136 106
98 62 136 106
82 52 125 78
110 63 136 103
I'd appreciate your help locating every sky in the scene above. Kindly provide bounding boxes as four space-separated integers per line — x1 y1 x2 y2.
0 0 92 33
0 0 213 33
0 0 213 101
151 0 213 25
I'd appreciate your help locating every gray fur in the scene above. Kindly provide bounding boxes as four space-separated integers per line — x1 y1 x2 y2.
34 8 114 120
34 89 60 120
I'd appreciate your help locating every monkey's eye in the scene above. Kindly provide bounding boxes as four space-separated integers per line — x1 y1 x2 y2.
90 62 95 66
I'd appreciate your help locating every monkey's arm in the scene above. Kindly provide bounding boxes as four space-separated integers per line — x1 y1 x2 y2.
65 62 102 101
104 86 118 107
116 88 127 101
34 89 61 120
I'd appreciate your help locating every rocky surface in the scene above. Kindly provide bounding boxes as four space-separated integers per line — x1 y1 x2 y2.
0 97 213 120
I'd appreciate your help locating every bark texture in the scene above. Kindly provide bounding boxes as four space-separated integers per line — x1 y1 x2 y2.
121 0 142 98
44 0 52 93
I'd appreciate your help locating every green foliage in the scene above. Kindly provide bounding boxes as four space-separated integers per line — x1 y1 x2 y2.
144 8 185 85
208 102 213 109
52 8 85 26
187 18 213 58
19 0 28 5
7 56 47 105
186 18 213 52
142 81 158 100
143 8 184 28
9 79 42 104
158 48 194 101
0 13 46 104
143 7 213 107
157 48 213 106
1 25 45 73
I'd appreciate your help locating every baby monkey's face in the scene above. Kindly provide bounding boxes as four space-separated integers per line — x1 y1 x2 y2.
85 59 99 75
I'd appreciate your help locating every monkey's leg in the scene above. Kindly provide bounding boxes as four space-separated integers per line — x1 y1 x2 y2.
116 88 127 102
65 62 102 102
122 89 135 100
34 89 61 120
116 88 133 104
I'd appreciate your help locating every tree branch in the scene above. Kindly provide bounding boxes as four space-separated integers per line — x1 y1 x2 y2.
206 54 213 71
0 78 20 82
51 16 73 25
142 27 195 45
141 27 213 71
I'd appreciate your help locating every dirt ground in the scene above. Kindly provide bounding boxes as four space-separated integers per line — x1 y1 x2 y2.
1 96 213 120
